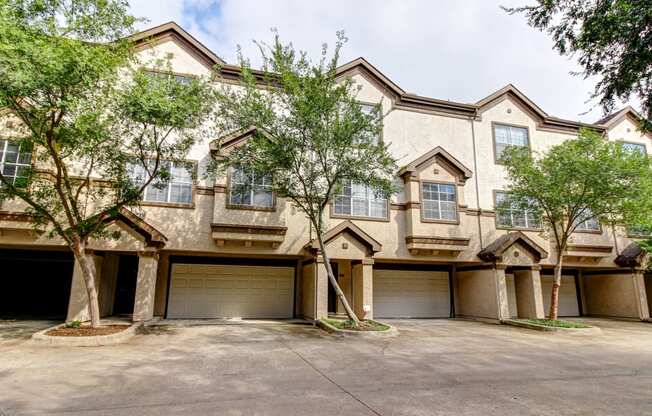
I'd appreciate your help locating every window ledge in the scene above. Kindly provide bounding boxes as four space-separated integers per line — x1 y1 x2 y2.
330 213 390 223
140 201 195 209
495 225 543 232
226 204 276 212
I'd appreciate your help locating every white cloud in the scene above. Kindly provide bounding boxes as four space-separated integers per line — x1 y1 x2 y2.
129 0 633 123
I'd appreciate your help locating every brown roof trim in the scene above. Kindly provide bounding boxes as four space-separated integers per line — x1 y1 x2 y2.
129 21 225 66
209 126 258 154
111 207 168 248
477 231 548 262
614 242 647 267
307 220 382 253
398 146 472 182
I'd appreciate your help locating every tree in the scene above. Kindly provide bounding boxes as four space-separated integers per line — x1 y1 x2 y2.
210 32 397 325
0 0 216 327
504 1 652 131
501 128 652 320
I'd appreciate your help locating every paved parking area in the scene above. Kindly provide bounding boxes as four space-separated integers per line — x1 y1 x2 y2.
1 318 651 415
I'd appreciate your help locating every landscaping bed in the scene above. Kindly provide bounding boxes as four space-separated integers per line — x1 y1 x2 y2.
504 318 600 334
46 324 130 337
522 319 591 329
321 318 390 332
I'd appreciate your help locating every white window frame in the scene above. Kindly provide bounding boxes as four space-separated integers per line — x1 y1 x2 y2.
0 139 31 187
333 181 388 220
130 160 194 205
493 123 529 162
495 191 541 229
421 181 458 222
228 167 274 209
621 141 646 154
573 212 600 232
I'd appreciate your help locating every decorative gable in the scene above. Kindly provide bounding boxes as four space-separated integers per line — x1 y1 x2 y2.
478 231 548 265
398 146 472 184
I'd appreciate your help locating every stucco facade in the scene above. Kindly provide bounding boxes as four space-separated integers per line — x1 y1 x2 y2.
1 22 651 324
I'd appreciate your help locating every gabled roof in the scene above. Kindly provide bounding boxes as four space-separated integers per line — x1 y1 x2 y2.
477 231 548 263
129 21 226 68
398 146 472 183
209 126 259 155
614 242 647 268
307 220 382 254
476 84 603 133
595 106 644 128
110 207 168 248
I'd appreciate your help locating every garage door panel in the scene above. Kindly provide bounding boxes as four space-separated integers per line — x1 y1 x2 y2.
374 269 450 318
541 275 579 317
167 264 294 319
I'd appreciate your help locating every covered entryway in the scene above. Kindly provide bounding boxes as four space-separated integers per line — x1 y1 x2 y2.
540 274 580 317
374 267 450 318
0 249 73 319
167 261 295 319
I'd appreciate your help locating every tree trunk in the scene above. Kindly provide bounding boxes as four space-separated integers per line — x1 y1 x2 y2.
316 232 361 325
549 250 564 321
71 241 102 328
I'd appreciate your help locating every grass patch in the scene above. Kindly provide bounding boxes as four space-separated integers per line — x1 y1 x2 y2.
522 319 591 329
322 318 390 332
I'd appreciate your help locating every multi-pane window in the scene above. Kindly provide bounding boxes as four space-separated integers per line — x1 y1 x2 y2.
0 139 31 187
143 70 192 85
130 161 193 204
495 191 541 229
360 103 381 145
333 182 387 219
494 124 529 161
421 182 457 221
229 167 273 208
573 212 600 232
621 142 646 154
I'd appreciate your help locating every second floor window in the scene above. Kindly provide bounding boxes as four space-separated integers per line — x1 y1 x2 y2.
422 182 457 221
495 191 541 229
0 139 31 187
229 167 273 209
621 142 646 154
333 182 387 219
573 212 600 232
494 124 529 161
130 161 193 204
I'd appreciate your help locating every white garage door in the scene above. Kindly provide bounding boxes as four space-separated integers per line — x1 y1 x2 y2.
374 269 450 318
167 263 294 319
541 275 579 317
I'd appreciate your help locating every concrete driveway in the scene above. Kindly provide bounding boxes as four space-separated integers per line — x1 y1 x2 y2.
1 318 651 415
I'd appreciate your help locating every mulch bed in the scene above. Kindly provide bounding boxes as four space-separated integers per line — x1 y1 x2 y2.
46 325 130 337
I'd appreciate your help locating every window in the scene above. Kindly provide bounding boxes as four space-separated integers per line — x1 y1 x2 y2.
495 191 541 229
143 70 192 85
229 167 273 209
421 182 457 221
494 124 529 161
360 103 381 144
333 181 387 219
629 224 652 237
0 139 31 187
573 212 600 232
621 142 646 154
130 161 193 204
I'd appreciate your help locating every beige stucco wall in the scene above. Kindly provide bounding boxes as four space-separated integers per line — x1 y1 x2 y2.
581 273 648 319
455 268 507 320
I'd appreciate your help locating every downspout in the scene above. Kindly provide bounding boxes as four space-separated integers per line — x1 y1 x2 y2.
469 111 484 249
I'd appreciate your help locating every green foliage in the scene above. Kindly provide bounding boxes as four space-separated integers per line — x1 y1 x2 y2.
65 320 82 328
504 0 652 131
501 128 652 251
209 31 398 233
0 0 216 244
522 319 591 329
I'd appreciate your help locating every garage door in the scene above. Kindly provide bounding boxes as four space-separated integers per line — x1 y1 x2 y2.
541 275 579 317
167 263 294 319
373 269 449 318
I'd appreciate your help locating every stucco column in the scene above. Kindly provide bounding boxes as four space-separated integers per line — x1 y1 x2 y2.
314 256 329 320
66 251 103 322
514 266 545 319
494 265 510 321
352 259 374 320
632 269 650 321
132 248 159 322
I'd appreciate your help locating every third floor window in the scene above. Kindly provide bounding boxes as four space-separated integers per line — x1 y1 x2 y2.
494 123 529 162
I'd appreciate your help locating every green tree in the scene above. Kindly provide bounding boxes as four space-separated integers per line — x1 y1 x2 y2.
504 1 652 131
501 128 652 319
210 33 397 325
0 0 216 327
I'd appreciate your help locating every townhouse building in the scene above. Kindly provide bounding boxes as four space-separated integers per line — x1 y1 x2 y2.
1 22 650 324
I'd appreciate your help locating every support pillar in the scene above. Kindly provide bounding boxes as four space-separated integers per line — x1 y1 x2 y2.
314 256 329 320
66 251 103 322
632 269 650 321
494 265 510 321
514 266 545 319
132 248 159 322
352 259 374 320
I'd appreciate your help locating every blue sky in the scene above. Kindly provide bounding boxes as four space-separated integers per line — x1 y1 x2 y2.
129 0 633 123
